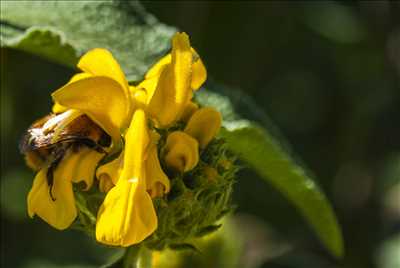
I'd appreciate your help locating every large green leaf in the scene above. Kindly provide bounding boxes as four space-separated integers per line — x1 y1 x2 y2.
221 120 343 258
197 88 344 258
0 0 175 81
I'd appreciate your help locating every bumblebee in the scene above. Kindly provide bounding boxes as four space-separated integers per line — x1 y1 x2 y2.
20 113 111 200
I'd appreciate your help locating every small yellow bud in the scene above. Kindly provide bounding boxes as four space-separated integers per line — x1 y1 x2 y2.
164 131 199 172
184 107 222 148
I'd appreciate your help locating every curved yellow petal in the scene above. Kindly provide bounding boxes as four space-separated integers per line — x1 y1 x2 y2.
124 110 149 179
77 48 129 92
96 109 157 246
146 65 174 126
96 151 124 188
52 102 68 114
148 32 193 127
69 72 93 83
184 107 222 149
146 143 170 198
52 73 92 114
95 175 156 246
191 48 207 90
164 131 199 172
27 152 78 230
71 148 105 190
136 73 164 106
145 54 171 79
132 88 148 110
77 48 132 125
145 48 206 91
52 76 130 145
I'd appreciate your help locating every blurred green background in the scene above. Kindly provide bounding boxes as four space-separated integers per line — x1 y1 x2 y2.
1 1 400 268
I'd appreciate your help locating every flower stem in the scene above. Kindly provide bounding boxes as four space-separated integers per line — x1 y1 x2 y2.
122 245 141 268
122 245 153 268
138 246 152 268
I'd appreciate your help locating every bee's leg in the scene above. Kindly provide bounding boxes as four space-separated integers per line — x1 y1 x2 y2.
46 147 66 201
46 166 56 201
79 138 107 154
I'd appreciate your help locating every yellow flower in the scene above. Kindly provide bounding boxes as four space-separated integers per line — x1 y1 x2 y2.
95 88 172 244
164 131 199 173
27 48 133 230
95 32 207 246
184 107 222 149
96 109 157 246
95 90 171 246
25 31 224 249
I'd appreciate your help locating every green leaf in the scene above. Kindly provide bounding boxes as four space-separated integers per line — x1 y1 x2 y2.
197 86 343 257
0 1 175 81
220 119 344 258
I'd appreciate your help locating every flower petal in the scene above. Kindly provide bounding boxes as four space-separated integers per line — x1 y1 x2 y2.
96 151 124 190
77 48 129 92
95 175 156 246
184 107 222 148
52 102 68 114
164 131 199 172
69 72 92 82
145 48 205 91
52 76 130 145
146 143 170 198
71 147 105 190
145 54 171 79
52 73 92 114
123 109 149 179
191 48 207 90
76 48 132 131
27 152 78 230
96 109 157 246
136 73 164 106
148 33 193 127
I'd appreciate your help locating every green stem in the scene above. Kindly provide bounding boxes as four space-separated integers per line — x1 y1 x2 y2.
122 246 153 268
138 247 152 268
123 245 141 268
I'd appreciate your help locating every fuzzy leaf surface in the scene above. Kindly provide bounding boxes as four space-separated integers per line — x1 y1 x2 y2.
0 1 175 81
